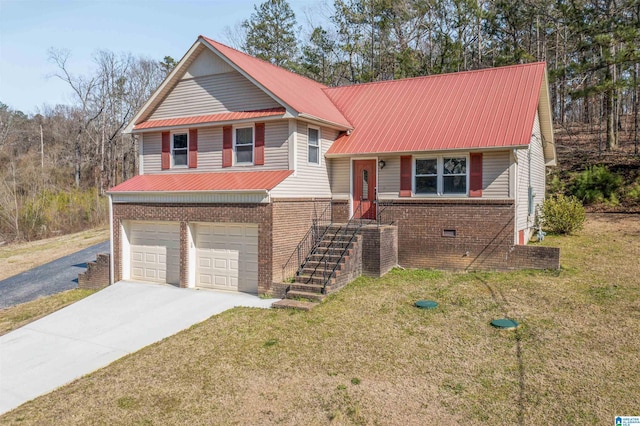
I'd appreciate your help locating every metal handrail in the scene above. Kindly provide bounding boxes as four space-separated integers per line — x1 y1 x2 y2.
281 201 332 282
321 203 363 293
376 201 395 226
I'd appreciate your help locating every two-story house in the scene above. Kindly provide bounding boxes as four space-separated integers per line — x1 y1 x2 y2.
108 35 558 296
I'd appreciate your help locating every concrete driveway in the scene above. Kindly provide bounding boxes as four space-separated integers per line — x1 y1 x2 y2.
0 280 279 415
0 240 110 309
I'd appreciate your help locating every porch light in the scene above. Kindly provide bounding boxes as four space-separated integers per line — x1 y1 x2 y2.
378 160 386 169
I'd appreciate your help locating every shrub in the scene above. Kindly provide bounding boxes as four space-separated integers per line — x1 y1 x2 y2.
572 165 622 205
18 188 108 241
540 194 585 235
625 179 640 202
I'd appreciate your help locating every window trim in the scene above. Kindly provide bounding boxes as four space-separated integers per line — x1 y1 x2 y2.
171 130 189 168
413 154 469 197
233 124 255 165
307 125 321 166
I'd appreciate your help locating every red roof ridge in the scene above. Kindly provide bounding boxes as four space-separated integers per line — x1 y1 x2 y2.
200 36 330 89
323 61 547 93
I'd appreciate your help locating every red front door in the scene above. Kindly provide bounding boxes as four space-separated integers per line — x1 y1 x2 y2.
353 160 377 219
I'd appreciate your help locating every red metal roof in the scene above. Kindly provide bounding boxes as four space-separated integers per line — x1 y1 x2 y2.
109 170 292 192
133 108 286 131
325 62 546 155
201 36 352 129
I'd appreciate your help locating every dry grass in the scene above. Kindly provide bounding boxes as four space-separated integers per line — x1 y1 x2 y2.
0 227 109 281
1 214 638 425
0 289 96 336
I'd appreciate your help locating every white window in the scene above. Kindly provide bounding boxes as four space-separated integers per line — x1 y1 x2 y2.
414 156 467 195
308 127 320 165
234 126 254 164
172 132 188 167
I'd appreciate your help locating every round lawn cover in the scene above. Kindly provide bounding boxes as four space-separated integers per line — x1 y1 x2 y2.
491 318 519 330
415 300 438 309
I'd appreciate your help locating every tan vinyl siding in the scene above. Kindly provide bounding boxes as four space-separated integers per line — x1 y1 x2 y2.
183 49 234 78
329 157 351 197
377 156 400 199
516 112 545 239
141 120 289 174
141 132 162 173
263 121 290 170
148 72 281 120
482 151 510 198
271 122 337 198
530 112 546 217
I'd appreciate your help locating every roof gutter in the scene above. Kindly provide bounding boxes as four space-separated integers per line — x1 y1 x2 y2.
325 145 530 158
297 113 353 131
107 189 270 195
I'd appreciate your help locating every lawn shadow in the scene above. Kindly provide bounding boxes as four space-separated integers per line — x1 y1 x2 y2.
476 276 526 426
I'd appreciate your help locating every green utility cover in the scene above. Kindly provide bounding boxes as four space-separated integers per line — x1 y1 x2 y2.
415 300 438 309
491 318 519 329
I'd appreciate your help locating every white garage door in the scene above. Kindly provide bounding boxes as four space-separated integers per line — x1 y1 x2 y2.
129 221 180 285
195 223 258 293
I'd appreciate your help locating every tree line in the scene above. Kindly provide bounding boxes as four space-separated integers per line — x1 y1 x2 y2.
0 52 172 242
1 0 638 243
240 0 639 152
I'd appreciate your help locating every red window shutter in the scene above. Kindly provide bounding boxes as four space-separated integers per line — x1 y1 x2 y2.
469 153 483 197
161 131 170 170
400 155 412 197
254 123 265 165
189 129 198 168
222 126 232 168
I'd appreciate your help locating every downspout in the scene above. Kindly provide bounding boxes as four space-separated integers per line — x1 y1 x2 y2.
512 149 519 245
108 194 114 285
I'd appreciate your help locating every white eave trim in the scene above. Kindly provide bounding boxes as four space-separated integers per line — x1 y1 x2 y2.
199 38 352 132
325 145 530 158
297 113 352 131
200 39 298 118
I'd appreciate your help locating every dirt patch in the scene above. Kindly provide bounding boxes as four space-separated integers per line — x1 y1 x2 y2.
0 227 109 281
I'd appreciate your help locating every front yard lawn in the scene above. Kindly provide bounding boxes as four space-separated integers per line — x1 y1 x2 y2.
1 214 638 424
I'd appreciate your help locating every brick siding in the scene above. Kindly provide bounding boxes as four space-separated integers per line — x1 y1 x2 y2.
360 225 398 277
331 200 350 222
271 199 331 284
78 253 111 290
380 199 558 271
112 203 273 293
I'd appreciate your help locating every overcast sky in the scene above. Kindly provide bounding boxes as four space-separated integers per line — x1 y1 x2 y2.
0 0 326 114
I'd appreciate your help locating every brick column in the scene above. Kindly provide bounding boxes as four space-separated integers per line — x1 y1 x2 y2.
179 221 189 288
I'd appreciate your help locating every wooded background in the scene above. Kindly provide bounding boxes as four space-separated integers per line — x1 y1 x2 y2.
1 0 638 242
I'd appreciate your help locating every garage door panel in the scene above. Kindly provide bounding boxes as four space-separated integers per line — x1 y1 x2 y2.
129 221 179 285
195 223 258 292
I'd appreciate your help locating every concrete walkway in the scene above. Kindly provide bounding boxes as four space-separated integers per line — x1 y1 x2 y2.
0 281 279 415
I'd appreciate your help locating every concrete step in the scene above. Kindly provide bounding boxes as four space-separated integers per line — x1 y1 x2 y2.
295 274 335 286
272 299 318 311
318 240 351 249
301 262 344 277
313 246 349 256
287 282 325 293
307 253 342 262
285 290 325 302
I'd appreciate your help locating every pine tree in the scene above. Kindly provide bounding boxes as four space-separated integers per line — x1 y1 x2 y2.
242 0 298 70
